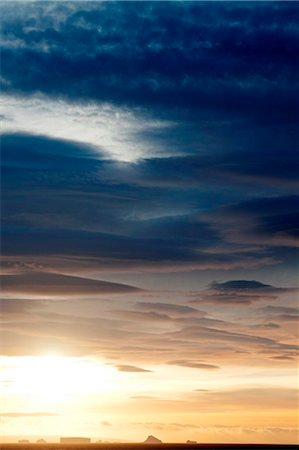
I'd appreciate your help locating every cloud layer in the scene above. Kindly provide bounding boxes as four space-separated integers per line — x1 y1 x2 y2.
0 1 298 443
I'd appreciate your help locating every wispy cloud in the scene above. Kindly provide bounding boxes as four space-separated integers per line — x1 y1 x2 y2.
167 360 219 370
1 271 140 297
1 412 60 418
115 365 153 373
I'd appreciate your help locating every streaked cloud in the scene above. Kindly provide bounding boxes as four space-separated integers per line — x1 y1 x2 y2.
167 360 219 371
135 302 199 316
115 365 153 373
1 272 140 297
0 412 60 417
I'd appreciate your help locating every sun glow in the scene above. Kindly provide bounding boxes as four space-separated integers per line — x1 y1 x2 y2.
1 355 118 402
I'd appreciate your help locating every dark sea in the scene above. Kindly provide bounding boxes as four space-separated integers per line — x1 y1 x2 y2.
0 444 297 450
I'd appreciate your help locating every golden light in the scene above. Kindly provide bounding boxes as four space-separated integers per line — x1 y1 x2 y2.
1 355 118 404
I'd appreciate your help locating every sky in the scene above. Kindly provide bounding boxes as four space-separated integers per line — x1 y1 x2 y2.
0 0 298 445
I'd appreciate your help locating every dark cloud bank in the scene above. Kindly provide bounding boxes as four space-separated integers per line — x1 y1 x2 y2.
1 130 298 274
1 1 298 121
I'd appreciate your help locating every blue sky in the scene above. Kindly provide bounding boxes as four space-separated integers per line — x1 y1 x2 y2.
0 1 298 443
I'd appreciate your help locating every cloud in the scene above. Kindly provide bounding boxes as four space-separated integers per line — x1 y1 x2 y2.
130 395 159 400
132 421 200 432
2 299 297 366
132 422 299 437
191 279 296 305
253 322 281 330
171 325 283 349
270 355 295 361
0 272 140 297
0 95 175 162
0 1 298 399
1 271 296 363
114 310 172 323
200 387 298 410
0 412 60 418
212 280 273 290
123 146 299 190
1 1 297 125
120 387 298 415
2 129 298 280
167 360 219 370
135 302 200 316
193 389 210 392
0 298 51 325
100 420 111 427
0 298 46 314
115 365 153 373
203 196 299 248
2 130 297 275
274 314 299 322
0 308 140 357
261 305 299 323
263 305 299 315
